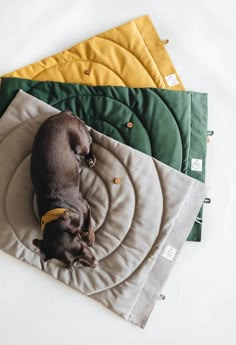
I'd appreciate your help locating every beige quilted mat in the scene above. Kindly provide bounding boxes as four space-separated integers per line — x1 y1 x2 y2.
0 91 206 327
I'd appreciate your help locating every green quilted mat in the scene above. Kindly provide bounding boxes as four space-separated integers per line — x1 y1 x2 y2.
0 77 208 241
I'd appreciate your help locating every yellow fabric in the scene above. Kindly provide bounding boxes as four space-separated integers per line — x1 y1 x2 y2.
41 208 68 233
3 15 184 90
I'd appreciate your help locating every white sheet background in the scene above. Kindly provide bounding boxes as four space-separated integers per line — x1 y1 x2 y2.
0 1 235 344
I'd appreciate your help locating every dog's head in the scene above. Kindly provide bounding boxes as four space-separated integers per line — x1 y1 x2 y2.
33 210 97 270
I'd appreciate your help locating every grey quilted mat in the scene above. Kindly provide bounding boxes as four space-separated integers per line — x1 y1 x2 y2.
0 91 206 327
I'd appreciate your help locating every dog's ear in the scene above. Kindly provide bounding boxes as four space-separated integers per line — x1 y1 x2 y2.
32 239 48 261
61 210 81 234
82 208 95 247
85 208 93 231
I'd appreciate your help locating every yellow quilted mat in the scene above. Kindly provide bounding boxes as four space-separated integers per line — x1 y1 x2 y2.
3 15 184 90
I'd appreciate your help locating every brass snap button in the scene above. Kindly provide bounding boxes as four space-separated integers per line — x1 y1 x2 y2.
162 39 169 45
84 69 91 75
126 122 133 128
114 178 121 184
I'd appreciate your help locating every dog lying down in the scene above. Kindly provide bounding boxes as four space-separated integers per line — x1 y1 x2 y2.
30 110 98 271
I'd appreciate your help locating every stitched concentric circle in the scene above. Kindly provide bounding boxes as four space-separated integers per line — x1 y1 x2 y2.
0 90 207 327
0 111 164 295
0 77 208 242
4 15 185 95
12 81 183 171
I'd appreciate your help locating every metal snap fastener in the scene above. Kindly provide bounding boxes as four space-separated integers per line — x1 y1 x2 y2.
114 178 121 184
84 69 91 75
126 122 133 128
162 39 169 45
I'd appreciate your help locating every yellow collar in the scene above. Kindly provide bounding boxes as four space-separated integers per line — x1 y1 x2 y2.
41 208 68 232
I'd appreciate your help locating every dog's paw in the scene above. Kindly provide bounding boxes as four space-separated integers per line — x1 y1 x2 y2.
74 153 81 164
86 155 96 168
86 240 94 247
66 263 77 271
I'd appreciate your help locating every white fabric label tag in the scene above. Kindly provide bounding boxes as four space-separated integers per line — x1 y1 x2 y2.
165 73 179 87
191 158 202 172
162 246 177 261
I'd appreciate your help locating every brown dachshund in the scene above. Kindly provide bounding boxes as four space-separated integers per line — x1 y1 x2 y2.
30 110 97 270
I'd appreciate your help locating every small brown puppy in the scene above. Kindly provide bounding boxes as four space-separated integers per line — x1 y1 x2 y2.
31 110 97 270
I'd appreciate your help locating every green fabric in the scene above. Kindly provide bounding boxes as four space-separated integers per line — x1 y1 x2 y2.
0 77 208 241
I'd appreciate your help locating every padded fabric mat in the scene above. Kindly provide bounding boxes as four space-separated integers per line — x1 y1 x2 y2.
0 91 206 327
3 15 184 90
0 77 208 241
